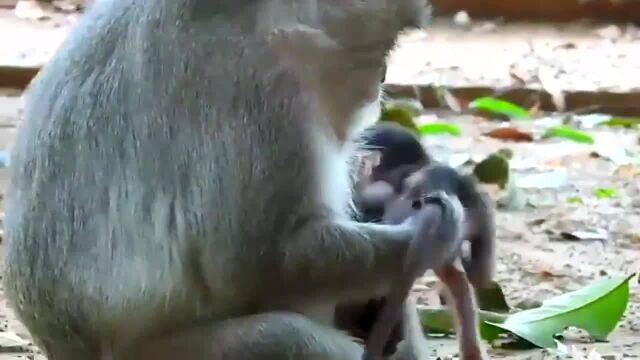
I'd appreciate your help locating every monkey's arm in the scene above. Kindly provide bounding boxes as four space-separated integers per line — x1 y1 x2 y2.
363 192 465 360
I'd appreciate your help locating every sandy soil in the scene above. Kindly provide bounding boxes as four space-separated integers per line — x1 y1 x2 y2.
0 4 638 359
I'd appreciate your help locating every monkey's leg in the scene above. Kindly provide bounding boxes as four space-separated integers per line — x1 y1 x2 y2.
133 312 362 360
462 202 496 289
435 263 487 360
390 297 430 360
134 311 429 360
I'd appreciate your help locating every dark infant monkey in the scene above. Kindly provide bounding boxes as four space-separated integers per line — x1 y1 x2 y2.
2 1 458 360
336 122 496 360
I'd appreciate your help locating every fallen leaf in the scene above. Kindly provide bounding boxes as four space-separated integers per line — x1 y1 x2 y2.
484 274 635 348
567 196 584 205
483 127 534 142
475 282 511 313
379 99 421 133
418 307 508 340
600 117 640 128
417 122 461 136
473 153 510 189
469 97 529 119
543 126 595 144
593 187 617 199
559 229 608 243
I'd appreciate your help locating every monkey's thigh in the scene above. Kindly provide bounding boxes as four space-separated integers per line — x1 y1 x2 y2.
136 311 364 360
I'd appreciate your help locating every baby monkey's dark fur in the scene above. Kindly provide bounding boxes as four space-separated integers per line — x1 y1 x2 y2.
338 122 496 360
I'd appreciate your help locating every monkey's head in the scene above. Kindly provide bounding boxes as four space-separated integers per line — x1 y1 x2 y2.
269 1 430 143
319 0 430 55
359 122 430 190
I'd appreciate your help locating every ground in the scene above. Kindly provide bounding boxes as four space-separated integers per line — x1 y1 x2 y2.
0 3 638 359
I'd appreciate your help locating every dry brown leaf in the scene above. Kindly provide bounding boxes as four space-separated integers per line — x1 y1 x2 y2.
483 127 534 142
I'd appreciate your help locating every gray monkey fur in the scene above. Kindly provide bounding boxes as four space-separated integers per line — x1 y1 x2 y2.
2 0 437 359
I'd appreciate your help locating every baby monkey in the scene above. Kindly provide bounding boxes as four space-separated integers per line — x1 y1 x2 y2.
338 122 496 360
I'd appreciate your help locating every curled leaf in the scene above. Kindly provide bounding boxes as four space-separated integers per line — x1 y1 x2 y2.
469 97 529 119
417 122 461 136
542 126 595 144
473 153 510 189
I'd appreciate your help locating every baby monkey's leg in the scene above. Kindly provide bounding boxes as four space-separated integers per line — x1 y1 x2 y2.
435 262 487 360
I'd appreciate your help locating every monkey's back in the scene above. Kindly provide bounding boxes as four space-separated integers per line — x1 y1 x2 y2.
2 0 326 346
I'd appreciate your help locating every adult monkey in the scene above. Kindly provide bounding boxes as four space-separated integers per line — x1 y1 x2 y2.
3 0 453 359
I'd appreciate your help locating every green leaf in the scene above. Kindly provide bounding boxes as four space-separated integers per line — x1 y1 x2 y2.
484 274 635 349
469 97 529 119
473 153 510 189
379 105 419 133
418 307 508 341
598 117 640 128
567 196 584 204
593 187 617 199
417 122 462 136
542 126 595 144
475 281 511 313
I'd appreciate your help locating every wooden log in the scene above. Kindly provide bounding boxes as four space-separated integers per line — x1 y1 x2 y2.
0 65 39 90
431 0 640 23
383 83 640 117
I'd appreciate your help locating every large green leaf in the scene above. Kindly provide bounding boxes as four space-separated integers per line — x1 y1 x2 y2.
484 274 635 349
418 307 507 341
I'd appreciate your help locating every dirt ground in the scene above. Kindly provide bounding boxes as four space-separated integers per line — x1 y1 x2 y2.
0 3 638 359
